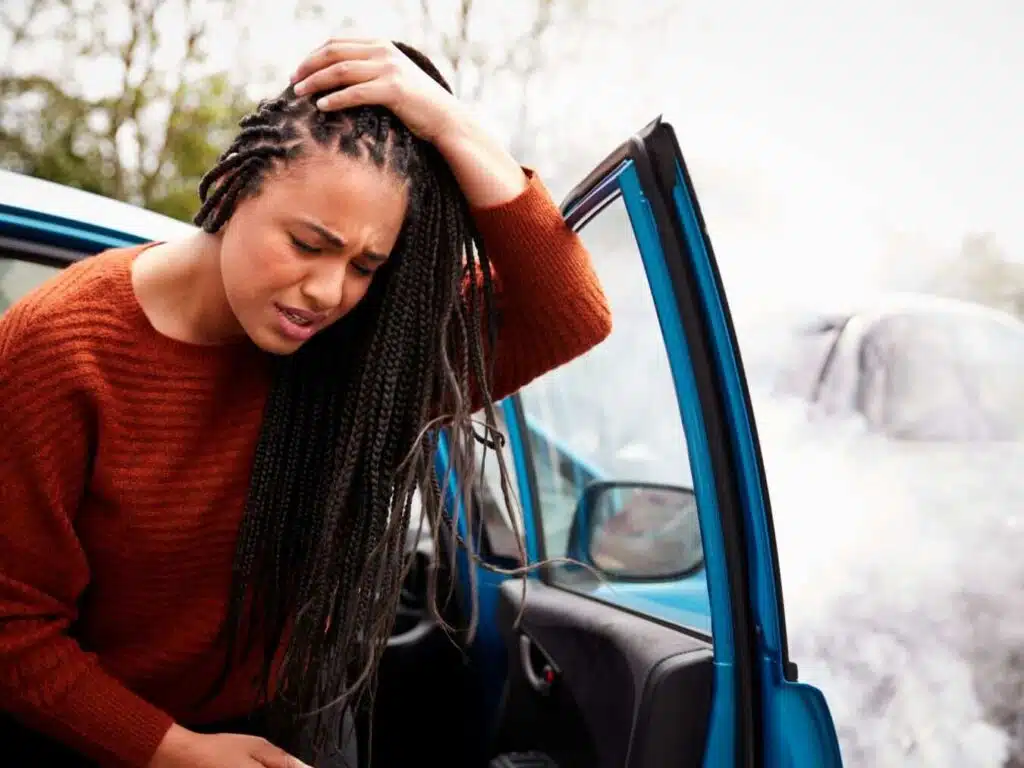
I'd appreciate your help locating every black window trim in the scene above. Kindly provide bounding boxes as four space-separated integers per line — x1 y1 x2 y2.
0 234 85 268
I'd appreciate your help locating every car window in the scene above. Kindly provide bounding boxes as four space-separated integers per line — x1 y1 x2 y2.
0 253 61 315
514 195 709 632
857 311 1024 440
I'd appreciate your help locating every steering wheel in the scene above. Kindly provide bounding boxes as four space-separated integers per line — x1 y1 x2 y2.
386 550 437 648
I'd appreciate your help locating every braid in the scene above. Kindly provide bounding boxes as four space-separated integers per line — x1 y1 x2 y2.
195 43 523 761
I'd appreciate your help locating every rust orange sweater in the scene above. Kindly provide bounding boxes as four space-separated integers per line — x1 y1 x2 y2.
0 172 611 766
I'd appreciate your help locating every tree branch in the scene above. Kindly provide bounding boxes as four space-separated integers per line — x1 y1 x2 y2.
140 0 201 203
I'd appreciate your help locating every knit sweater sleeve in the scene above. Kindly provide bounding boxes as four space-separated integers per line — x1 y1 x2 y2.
468 168 612 406
0 299 174 767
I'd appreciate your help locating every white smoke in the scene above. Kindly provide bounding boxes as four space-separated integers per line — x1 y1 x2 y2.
753 389 1024 766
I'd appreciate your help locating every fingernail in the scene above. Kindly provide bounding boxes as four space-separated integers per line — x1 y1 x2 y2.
294 81 306 95
316 98 329 110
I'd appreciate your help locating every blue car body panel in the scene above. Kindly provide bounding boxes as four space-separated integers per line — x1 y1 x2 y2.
496 122 843 766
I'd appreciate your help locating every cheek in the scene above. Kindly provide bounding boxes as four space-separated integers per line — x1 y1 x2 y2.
220 228 304 309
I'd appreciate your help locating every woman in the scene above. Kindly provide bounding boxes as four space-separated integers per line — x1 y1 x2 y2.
0 39 611 767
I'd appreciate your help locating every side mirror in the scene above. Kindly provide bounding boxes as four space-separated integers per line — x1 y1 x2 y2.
568 481 703 581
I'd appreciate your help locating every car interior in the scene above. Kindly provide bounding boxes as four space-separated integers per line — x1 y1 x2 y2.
369 484 715 768
2 224 718 768
366 406 716 768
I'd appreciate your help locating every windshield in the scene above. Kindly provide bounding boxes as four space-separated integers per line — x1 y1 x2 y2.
857 310 1024 441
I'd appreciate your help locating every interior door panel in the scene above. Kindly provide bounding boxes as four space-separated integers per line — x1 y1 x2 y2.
492 580 713 768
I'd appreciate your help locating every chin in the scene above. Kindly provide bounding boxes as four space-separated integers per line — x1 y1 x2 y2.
260 341 303 356
247 326 305 356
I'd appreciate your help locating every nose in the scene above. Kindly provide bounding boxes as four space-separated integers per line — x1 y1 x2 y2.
300 260 347 313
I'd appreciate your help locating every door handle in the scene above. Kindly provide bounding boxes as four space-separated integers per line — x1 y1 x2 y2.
519 633 558 695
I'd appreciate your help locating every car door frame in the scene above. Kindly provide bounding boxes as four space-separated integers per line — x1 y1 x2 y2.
499 117 841 766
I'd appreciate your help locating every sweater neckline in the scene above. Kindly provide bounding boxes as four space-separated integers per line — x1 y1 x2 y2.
110 243 259 366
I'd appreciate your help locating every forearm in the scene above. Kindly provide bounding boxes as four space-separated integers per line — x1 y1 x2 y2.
432 109 528 209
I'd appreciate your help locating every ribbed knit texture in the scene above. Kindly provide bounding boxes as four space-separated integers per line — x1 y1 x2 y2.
0 171 611 767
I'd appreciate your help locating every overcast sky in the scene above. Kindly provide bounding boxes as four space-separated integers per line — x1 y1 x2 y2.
562 0 1022 312
238 0 1023 312
5 0 1020 313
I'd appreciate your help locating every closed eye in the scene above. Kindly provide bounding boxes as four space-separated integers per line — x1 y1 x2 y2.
289 235 321 254
352 263 373 276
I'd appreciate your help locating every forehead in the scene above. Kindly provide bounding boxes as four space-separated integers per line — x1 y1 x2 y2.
259 150 409 232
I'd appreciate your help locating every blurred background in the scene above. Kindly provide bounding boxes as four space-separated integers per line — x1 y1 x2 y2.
3 1 1023 765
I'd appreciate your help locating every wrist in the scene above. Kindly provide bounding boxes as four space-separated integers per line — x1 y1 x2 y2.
428 100 477 151
148 723 194 767
430 111 528 209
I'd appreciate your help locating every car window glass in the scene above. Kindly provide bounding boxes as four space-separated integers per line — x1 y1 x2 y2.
515 195 710 634
0 254 60 315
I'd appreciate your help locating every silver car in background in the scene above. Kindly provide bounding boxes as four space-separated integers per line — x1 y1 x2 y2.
771 293 1024 443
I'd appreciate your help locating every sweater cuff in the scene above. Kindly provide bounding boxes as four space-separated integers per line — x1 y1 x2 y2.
77 666 175 766
26 664 176 767
469 168 586 298
470 166 548 229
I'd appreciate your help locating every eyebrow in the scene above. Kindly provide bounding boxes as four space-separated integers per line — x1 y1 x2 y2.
297 218 345 249
297 218 388 263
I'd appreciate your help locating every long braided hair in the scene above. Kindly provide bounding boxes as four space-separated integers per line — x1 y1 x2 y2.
193 43 519 759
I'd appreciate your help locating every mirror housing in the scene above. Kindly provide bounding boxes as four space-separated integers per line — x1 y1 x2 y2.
568 480 703 581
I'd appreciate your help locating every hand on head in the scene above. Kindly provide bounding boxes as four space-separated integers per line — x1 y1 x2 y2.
290 37 466 143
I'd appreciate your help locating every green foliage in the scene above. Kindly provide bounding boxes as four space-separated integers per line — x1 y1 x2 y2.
0 0 593 220
144 74 253 220
0 0 255 222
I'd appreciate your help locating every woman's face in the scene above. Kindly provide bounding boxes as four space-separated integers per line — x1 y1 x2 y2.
218 150 409 355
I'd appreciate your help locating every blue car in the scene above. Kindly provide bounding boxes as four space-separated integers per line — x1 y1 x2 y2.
0 118 843 767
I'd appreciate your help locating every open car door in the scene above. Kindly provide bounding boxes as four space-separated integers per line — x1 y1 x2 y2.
487 118 843 767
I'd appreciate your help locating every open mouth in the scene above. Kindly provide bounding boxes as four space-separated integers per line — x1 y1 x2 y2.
280 307 313 326
273 303 323 342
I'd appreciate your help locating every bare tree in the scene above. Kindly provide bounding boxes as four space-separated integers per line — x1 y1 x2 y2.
1 0 254 219
391 0 678 175
415 0 579 160
293 0 597 167
928 233 1024 319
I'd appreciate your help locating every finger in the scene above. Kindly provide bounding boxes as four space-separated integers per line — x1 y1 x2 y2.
254 756 313 768
257 757 313 768
314 79 397 113
301 37 381 62
293 58 389 98
320 35 384 47
308 35 383 51
250 738 313 768
290 41 388 84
